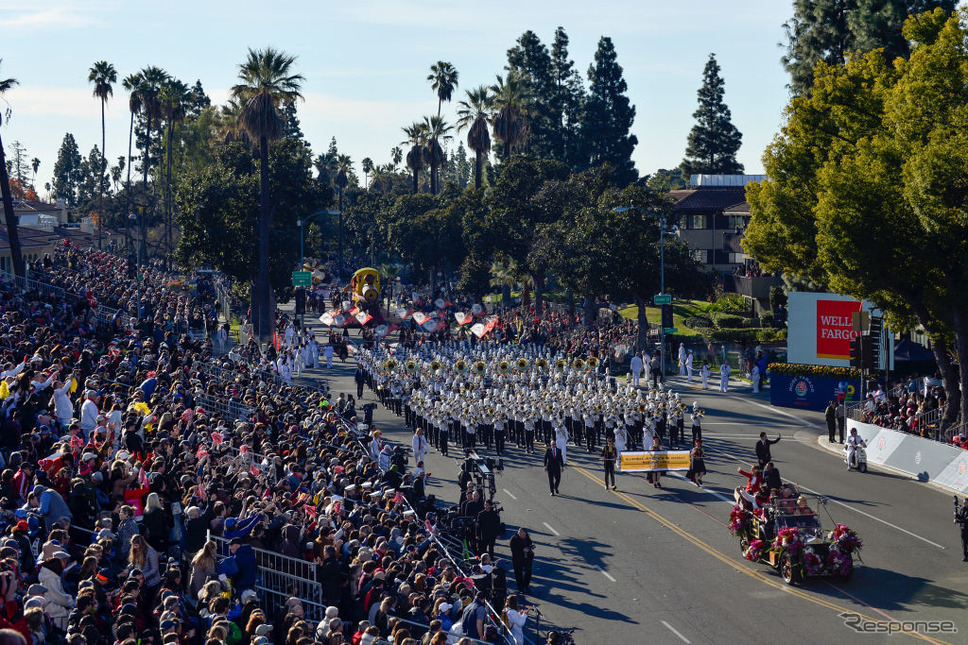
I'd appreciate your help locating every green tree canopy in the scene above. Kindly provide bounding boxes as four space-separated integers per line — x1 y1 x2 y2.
680 53 743 176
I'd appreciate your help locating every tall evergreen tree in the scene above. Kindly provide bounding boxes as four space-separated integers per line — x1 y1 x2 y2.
550 27 585 170
782 0 955 95
580 37 638 186
184 80 211 119
52 133 84 207
506 31 556 159
280 100 303 139
680 53 743 176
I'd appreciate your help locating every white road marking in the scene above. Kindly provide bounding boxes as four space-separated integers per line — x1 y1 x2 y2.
661 620 691 643
668 472 735 504
502 489 517 500
722 395 816 427
595 565 616 582
712 448 947 550
542 522 560 536
796 483 946 550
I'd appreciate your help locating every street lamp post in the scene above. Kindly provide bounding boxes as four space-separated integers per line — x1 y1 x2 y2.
613 204 674 380
128 213 141 321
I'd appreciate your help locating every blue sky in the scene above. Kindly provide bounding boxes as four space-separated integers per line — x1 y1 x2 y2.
1 0 793 193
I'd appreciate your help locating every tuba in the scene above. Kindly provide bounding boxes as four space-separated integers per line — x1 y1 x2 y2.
455 359 469 374
473 360 487 376
517 357 529 371
498 360 511 374
572 358 585 371
383 358 398 373
406 359 418 374
587 356 599 370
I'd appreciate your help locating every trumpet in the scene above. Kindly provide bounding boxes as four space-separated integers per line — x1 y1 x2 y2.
517 357 529 371
692 408 705 418
587 356 599 370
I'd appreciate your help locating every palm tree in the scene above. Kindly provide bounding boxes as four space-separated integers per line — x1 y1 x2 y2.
361 157 373 190
422 115 452 195
0 60 23 277
457 86 492 190
137 67 168 191
160 78 188 262
402 122 426 194
334 154 351 275
121 73 143 245
232 47 304 340
390 146 403 170
428 61 459 119
30 157 39 188
88 61 117 248
490 73 531 158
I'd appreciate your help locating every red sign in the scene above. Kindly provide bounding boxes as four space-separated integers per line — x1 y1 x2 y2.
816 299 862 359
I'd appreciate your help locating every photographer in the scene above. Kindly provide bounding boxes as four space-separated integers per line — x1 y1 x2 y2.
956 496 968 562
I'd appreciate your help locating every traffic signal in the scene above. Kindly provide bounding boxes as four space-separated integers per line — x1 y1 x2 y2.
868 316 883 359
861 332 876 370
849 336 862 368
661 304 674 329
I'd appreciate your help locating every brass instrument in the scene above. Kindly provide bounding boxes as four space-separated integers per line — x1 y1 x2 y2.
572 358 585 371
406 359 417 374
473 360 487 376
383 358 398 372
554 358 567 372
587 356 599 370
517 357 529 371
536 358 548 370
455 359 469 374
429 360 442 372
498 360 510 374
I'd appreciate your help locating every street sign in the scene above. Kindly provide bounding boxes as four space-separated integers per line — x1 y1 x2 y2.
654 294 672 305
292 271 311 286
663 327 678 334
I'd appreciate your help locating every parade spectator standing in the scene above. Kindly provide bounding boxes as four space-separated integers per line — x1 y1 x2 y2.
826 401 838 443
477 500 501 558
955 497 968 562
509 528 534 594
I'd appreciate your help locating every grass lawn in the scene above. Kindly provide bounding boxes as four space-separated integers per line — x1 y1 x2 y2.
618 299 709 338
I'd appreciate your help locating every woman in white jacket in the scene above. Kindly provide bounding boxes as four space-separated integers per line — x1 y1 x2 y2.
39 554 73 630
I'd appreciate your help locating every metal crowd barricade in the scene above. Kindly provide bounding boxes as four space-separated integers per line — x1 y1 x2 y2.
195 392 254 423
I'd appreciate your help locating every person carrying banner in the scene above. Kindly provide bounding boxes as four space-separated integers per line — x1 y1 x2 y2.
602 437 618 490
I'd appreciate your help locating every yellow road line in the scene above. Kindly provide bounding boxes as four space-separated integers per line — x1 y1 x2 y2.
572 466 948 645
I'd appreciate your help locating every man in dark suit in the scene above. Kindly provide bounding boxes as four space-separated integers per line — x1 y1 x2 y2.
756 432 782 467
544 442 564 496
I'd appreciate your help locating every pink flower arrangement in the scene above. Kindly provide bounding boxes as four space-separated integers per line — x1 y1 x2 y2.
729 505 751 537
829 523 863 553
744 539 765 562
826 548 853 577
771 527 804 556
803 550 823 576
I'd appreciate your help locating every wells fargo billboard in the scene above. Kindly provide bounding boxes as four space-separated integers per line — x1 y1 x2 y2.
788 292 882 367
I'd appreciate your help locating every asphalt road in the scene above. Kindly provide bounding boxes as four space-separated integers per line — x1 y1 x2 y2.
287 316 968 644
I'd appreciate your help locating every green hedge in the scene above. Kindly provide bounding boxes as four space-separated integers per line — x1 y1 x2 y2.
709 328 760 342
711 313 746 329
683 315 713 330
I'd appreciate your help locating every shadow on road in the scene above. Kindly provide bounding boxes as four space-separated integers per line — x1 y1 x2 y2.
816 566 968 612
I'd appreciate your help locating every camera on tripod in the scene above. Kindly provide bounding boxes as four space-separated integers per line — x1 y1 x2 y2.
463 451 500 500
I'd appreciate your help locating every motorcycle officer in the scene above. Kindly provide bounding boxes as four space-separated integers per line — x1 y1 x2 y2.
845 427 866 470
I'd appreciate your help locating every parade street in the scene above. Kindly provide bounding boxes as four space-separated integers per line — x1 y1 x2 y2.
295 324 966 645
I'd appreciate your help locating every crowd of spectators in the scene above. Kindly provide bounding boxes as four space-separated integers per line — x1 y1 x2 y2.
0 243 522 645
858 374 949 439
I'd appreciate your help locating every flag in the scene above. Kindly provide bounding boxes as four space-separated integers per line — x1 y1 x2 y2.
240 445 248 455
471 303 483 316
421 319 440 333
396 307 413 320
250 464 261 476
471 323 486 338
355 311 373 326
413 312 428 326
319 313 334 326
454 312 472 326
333 314 346 327
349 306 360 316
211 432 223 445
196 447 208 460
